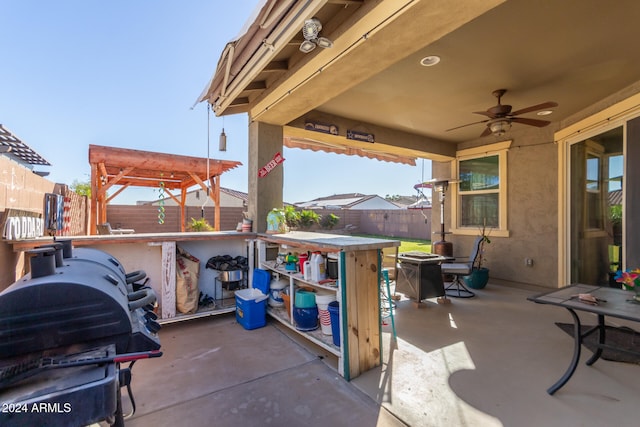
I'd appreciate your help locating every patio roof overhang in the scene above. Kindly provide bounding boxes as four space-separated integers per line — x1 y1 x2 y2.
196 0 640 161
88 144 241 234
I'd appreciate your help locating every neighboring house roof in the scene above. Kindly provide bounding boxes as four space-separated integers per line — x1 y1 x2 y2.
388 195 431 209
146 187 248 207
296 193 401 210
0 124 51 166
221 187 249 204
406 197 432 209
609 189 622 206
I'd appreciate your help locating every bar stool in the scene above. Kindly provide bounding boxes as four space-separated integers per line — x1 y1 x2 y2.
380 268 397 341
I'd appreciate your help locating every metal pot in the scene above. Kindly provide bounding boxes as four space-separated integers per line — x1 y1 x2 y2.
218 269 243 282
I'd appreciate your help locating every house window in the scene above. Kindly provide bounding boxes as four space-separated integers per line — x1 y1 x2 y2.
450 140 510 236
459 155 499 227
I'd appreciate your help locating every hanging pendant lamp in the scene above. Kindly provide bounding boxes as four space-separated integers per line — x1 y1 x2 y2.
219 128 227 151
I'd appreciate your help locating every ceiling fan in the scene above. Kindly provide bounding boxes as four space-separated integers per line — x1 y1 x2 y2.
447 89 558 137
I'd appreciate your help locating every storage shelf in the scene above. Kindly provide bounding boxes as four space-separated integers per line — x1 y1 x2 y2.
267 307 340 356
159 304 236 325
260 260 338 292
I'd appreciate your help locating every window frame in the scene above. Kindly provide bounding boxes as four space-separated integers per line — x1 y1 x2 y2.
450 140 511 237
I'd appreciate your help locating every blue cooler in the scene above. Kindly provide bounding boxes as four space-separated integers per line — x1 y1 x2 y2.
235 269 270 330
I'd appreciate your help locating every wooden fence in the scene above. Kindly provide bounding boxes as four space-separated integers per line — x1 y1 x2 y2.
106 205 246 233
106 205 431 239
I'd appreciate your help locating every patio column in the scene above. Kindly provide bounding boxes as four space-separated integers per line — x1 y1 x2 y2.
247 121 283 233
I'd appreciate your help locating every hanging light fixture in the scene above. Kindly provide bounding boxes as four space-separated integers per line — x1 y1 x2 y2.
219 116 227 151
489 119 512 136
219 128 227 151
299 17 333 53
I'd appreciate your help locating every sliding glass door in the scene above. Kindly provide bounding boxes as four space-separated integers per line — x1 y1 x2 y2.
569 127 623 286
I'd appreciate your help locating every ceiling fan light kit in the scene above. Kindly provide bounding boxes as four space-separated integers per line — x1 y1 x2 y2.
446 89 558 137
489 120 511 136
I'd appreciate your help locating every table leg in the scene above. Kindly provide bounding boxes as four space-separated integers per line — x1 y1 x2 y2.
586 314 605 366
547 308 582 395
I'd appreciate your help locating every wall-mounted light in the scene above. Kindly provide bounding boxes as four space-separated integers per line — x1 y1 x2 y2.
299 18 333 53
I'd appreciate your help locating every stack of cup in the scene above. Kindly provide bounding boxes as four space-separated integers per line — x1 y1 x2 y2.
316 293 337 335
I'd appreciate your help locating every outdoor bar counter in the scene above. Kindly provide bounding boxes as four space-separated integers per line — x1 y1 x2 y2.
11 231 255 323
11 231 399 379
256 231 399 379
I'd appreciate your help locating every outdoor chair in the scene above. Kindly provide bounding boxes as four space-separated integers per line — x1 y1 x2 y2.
441 236 484 298
97 223 113 235
97 222 135 235
380 246 398 341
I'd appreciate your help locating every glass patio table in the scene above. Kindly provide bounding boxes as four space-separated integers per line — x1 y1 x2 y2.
528 284 640 395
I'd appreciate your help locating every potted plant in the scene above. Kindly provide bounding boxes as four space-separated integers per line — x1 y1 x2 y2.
282 206 301 230
462 222 491 289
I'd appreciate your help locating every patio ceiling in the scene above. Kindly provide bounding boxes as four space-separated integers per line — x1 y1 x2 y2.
198 0 640 162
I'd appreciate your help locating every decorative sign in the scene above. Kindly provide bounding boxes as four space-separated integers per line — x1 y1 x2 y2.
305 121 338 135
1 209 44 240
347 130 375 143
258 152 285 178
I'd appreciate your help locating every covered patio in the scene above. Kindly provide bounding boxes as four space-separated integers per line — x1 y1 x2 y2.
123 283 640 426
88 144 241 234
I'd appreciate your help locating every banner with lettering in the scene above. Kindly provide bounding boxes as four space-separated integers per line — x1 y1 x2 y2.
1 209 45 240
258 152 285 178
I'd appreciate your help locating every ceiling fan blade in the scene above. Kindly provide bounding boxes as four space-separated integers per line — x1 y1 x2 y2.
480 126 493 137
511 117 551 127
473 110 497 118
510 101 558 116
446 119 490 132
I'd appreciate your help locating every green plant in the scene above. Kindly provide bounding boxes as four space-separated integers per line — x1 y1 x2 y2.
283 205 301 228
298 209 320 229
320 213 340 229
475 220 492 269
609 204 622 224
189 217 214 232
71 179 92 197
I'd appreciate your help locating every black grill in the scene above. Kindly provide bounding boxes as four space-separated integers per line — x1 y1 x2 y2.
0 240 162 426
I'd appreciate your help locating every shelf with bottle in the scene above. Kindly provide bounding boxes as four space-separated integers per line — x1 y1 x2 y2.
260 259 338 292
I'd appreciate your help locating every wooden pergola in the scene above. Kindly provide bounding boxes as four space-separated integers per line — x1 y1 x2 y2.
88 144 241 235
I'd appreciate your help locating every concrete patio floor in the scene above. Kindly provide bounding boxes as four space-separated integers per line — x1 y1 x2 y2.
124 283 640 427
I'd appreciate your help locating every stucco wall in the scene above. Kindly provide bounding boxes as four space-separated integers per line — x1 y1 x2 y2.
433 125 559 289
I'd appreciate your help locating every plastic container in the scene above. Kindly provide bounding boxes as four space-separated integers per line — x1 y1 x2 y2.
298 252 309 275
303 261 311 280
310 252 327 282
293 306 319 331
235 268 271 330
328 301 340 346
295 290 316 308
316 293 337 335
235 288 269 330
268 279 288 307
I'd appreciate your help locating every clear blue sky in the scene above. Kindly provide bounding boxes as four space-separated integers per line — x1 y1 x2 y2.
1 0 431 205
